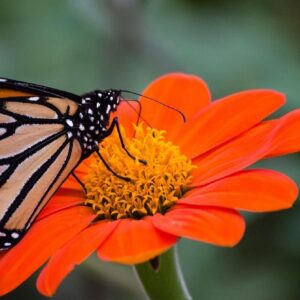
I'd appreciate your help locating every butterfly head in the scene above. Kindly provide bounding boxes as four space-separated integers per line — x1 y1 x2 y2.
81 89 122 116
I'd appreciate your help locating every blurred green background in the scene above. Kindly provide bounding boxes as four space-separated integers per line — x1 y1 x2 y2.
1 0 300 299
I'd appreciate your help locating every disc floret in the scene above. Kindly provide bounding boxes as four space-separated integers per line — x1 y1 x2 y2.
84 124 194 220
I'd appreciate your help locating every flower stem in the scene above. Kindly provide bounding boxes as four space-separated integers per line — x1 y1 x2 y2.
134 247 191 300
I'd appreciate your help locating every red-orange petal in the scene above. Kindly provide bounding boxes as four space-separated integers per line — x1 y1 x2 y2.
265 109 300 157
191 120 277 186
37 187 85 220
180 169 298 212
0 206 94 296
98 217 178 264
37 220 118 296
115 101 140 138
139 73 211 141
177 90 285 159
58 175 81 190
152 205 245 247
71 154 94 180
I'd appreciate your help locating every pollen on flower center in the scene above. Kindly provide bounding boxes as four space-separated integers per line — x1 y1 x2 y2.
84 124 194 220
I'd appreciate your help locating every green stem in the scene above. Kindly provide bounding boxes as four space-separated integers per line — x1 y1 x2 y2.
133 247 192 300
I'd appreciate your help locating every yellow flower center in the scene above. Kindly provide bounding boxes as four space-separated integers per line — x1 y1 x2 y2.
84 124 194 220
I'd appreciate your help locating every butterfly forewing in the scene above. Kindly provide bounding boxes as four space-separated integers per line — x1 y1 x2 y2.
4 101 59 119
0 79 82 249
0 124 64 159
0 89 34 98
0 77 122 250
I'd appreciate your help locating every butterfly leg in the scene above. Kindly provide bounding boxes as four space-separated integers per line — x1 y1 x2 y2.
95 149 132 182
105 117 147 165
72 172 87 193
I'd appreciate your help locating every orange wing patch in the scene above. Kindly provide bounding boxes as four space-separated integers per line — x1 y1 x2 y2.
0 124 64 160
4 102 58 119
0 89 35 98
47 97 79 116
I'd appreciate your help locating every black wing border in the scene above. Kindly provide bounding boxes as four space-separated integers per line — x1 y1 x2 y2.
0 77 81 102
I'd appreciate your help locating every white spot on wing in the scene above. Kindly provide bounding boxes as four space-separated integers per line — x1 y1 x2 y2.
0 232 6 237
0 79 7 82
0 128 6 136
11 232 19 239
4 242 11 247
106 105 111 114
67 132 73 138
28 96 39 101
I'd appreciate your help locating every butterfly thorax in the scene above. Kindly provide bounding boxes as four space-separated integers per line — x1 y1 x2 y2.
65 89 122 158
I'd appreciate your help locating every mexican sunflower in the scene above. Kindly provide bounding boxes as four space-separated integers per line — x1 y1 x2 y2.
0 73 300 296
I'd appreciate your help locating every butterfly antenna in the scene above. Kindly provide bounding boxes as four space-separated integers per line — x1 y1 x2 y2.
121 97 152 127
126 99 142 124
120 90 186 123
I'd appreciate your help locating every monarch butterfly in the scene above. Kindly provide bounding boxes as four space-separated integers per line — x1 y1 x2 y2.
0 77 137 251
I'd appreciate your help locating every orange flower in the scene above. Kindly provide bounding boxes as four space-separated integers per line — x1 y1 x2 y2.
0 73 299 296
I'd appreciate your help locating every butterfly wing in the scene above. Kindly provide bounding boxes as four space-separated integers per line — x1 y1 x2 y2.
0 78 83 249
